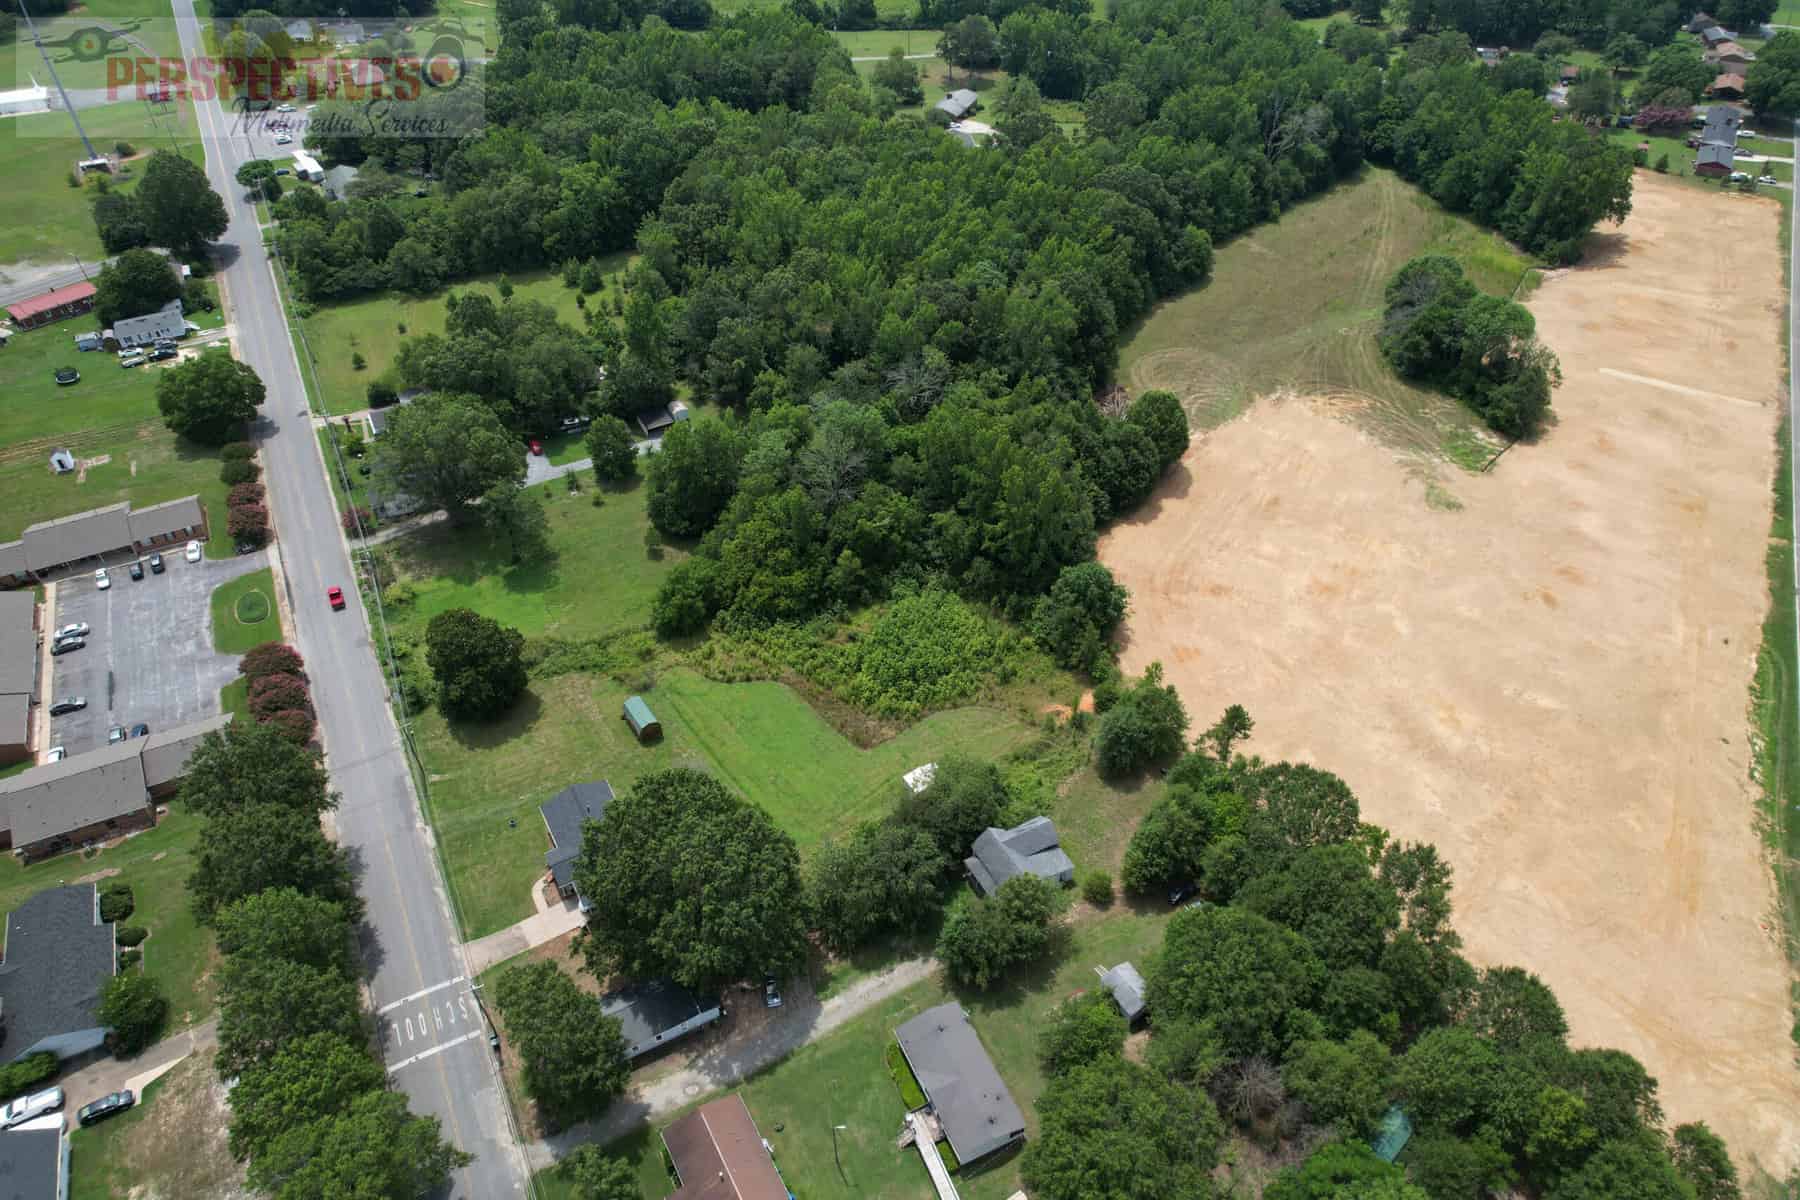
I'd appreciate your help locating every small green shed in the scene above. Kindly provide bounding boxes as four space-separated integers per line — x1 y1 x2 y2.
1370 1105 1413 1164
623 695 662 742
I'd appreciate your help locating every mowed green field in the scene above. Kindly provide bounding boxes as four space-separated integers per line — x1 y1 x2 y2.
383 478 674 640
295 257 629 416
0 808 217 1028
209 566 278 653
420 666 1039 939
532 907 1170 1200
0 101 203 265
1119 167 1534 462
0 325 233 550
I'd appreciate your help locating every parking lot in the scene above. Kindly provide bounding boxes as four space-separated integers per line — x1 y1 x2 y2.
46 549 271 755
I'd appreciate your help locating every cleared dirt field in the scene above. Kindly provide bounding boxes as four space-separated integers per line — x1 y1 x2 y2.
1101 172 1800 1169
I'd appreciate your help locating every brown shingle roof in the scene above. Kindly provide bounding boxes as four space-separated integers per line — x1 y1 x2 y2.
663 1095 789 1200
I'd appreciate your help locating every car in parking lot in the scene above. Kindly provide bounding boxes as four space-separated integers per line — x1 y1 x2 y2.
46 746 65 762
49 698 86 716
274 132 292 145
93 568 109 590
148 552 164 574
119 352 146 368
327 585 346 610
2 1088 63 1129
107 725 127 745
185 539 202 563
55 622 90 640
50 637 84 656
76 1091 134 1127
130 723 149 738
148 346 177 362
128 560 144 581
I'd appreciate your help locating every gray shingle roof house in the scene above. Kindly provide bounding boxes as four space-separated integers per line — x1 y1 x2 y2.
1696 142 1737 175
105 299 184 349
963 816 1074 896
0 1119 68 1196
1701 24 1730 44
1098 961 1147 1023
0 497 209 588
139 712 233 795
0 885 116 1061
894 1003 1025 1164
599 980 722 1060
539 780 613 907
935 88 979 119
0 593 35 766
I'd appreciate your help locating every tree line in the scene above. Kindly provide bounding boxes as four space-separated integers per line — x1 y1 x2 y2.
180 714 469 1196
1015 711 1741 1200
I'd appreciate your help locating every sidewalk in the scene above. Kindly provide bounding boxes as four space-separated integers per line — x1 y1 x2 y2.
524 957 937 1169
461 890 586 976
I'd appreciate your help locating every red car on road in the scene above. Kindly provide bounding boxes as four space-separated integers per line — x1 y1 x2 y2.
528 438 545 456
327 586 346 610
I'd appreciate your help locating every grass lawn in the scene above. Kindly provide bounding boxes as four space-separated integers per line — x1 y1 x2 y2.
68 1073 169 1200
1781 0 1800 21
209 567 278 654
533 906 1171 1199
0 100 203 265
293 258 629 416
1753 420 1800 1023
219 676 249 722
381 478 675 641
316 425 378 519
418 667 1040 939
1118 167 1533 471
831 28 938 57
1 0 186 92
0 808 216 1028
0 323 234 555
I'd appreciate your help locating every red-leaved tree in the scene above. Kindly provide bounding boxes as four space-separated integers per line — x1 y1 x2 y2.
239 642 304 680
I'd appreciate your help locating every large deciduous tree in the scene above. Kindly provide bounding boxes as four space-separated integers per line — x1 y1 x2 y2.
189 803 360 921
1148 905 1321 1059
1283 1031 1393 1139
646 417 743 537
135 150 229 253
1749 31 1800 116
805 820 947 953
216 956 366 1078
94 248 183 324
247 1089 471 1200
1266 1141 1429 1200
178 722 333 820
1020 1058 1223 1200
1031 561 1127 672
156 353 266 445
227 1032 387 1161
1037 992 1127 1078
371 393 526 522
97 970 170 1056
586 415 639 483
556 1145 643 1200
492 961 630 1128
1095 662 1189 776
214 888 357 977
936 873 1061 990
575 769 808 991
890 754 1007 860
424 608 529 721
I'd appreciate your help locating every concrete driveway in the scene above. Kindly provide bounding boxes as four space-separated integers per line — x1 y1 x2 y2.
46 550 269 755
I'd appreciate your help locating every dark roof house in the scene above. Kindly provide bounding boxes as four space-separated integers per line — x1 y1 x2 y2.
1701 24 1731 44
1696 143 1737 175
106 299 185 349
0 1119 68 1198
599 980 722 1060
0 594 34 766
963 816 1074 896
894 1003 1025 1164
662 1094 789 1200
0 497 209 588
0 885 116 1062
539 780 612 906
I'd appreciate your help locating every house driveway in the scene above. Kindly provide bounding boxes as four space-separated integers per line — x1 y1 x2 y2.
47 550 269 755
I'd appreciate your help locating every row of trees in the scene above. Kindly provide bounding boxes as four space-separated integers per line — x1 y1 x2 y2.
177 722 470 1195
239 641 317 745
1013 713 1741 1200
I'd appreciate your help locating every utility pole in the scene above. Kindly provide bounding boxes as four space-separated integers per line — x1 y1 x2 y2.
17 0 98 160
831 1123 847 1183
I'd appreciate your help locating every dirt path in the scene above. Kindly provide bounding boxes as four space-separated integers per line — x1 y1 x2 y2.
1099 173 1800 1172
525 957 938 1169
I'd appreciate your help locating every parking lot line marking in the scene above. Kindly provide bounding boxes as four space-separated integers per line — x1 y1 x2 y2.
387 1030 481 1073
376 975 465 1015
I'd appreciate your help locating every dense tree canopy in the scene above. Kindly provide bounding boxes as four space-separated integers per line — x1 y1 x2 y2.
179 722 333 821
1748 31 1800 116
1021 1058 1223 1200
371 393 526 520
132 150 229 254
1149 904 1322 1059
214 889 357 978
806 820 947 953
575 769 809 990
493 961 630 1128
157 353 266 445
246 1089 470 1200
937 873 1062 990
190 802 361 921
216 956 366 1079
425 608 530 721
94 249 184 325
228 1032 388 1162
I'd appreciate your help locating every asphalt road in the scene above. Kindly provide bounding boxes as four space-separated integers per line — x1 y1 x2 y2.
169 5 526 1194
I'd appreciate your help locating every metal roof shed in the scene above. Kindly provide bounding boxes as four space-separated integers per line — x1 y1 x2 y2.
622 695 661 742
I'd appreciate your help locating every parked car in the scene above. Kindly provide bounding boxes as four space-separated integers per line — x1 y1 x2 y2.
528 438 545 456
130 723 149 738
49 637 84 657
327 585 346 610
107 725 127 744
1760 174 1780 185
54 622 89 640
77 1091 134 1127
559 415 589 433
148 552 164 574
274 167 290 176
45 746 65 763
119 352 146 368
764 976 782 1009
93 567 110 590
2 1088 64 1129
274 132 293 145
48 698 86 716
128 560 144 581
54 367 79 385
1731 170 1752 182
276 102 294 112
185 539 202 563
1168 882 1198 906
148 346 177 362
